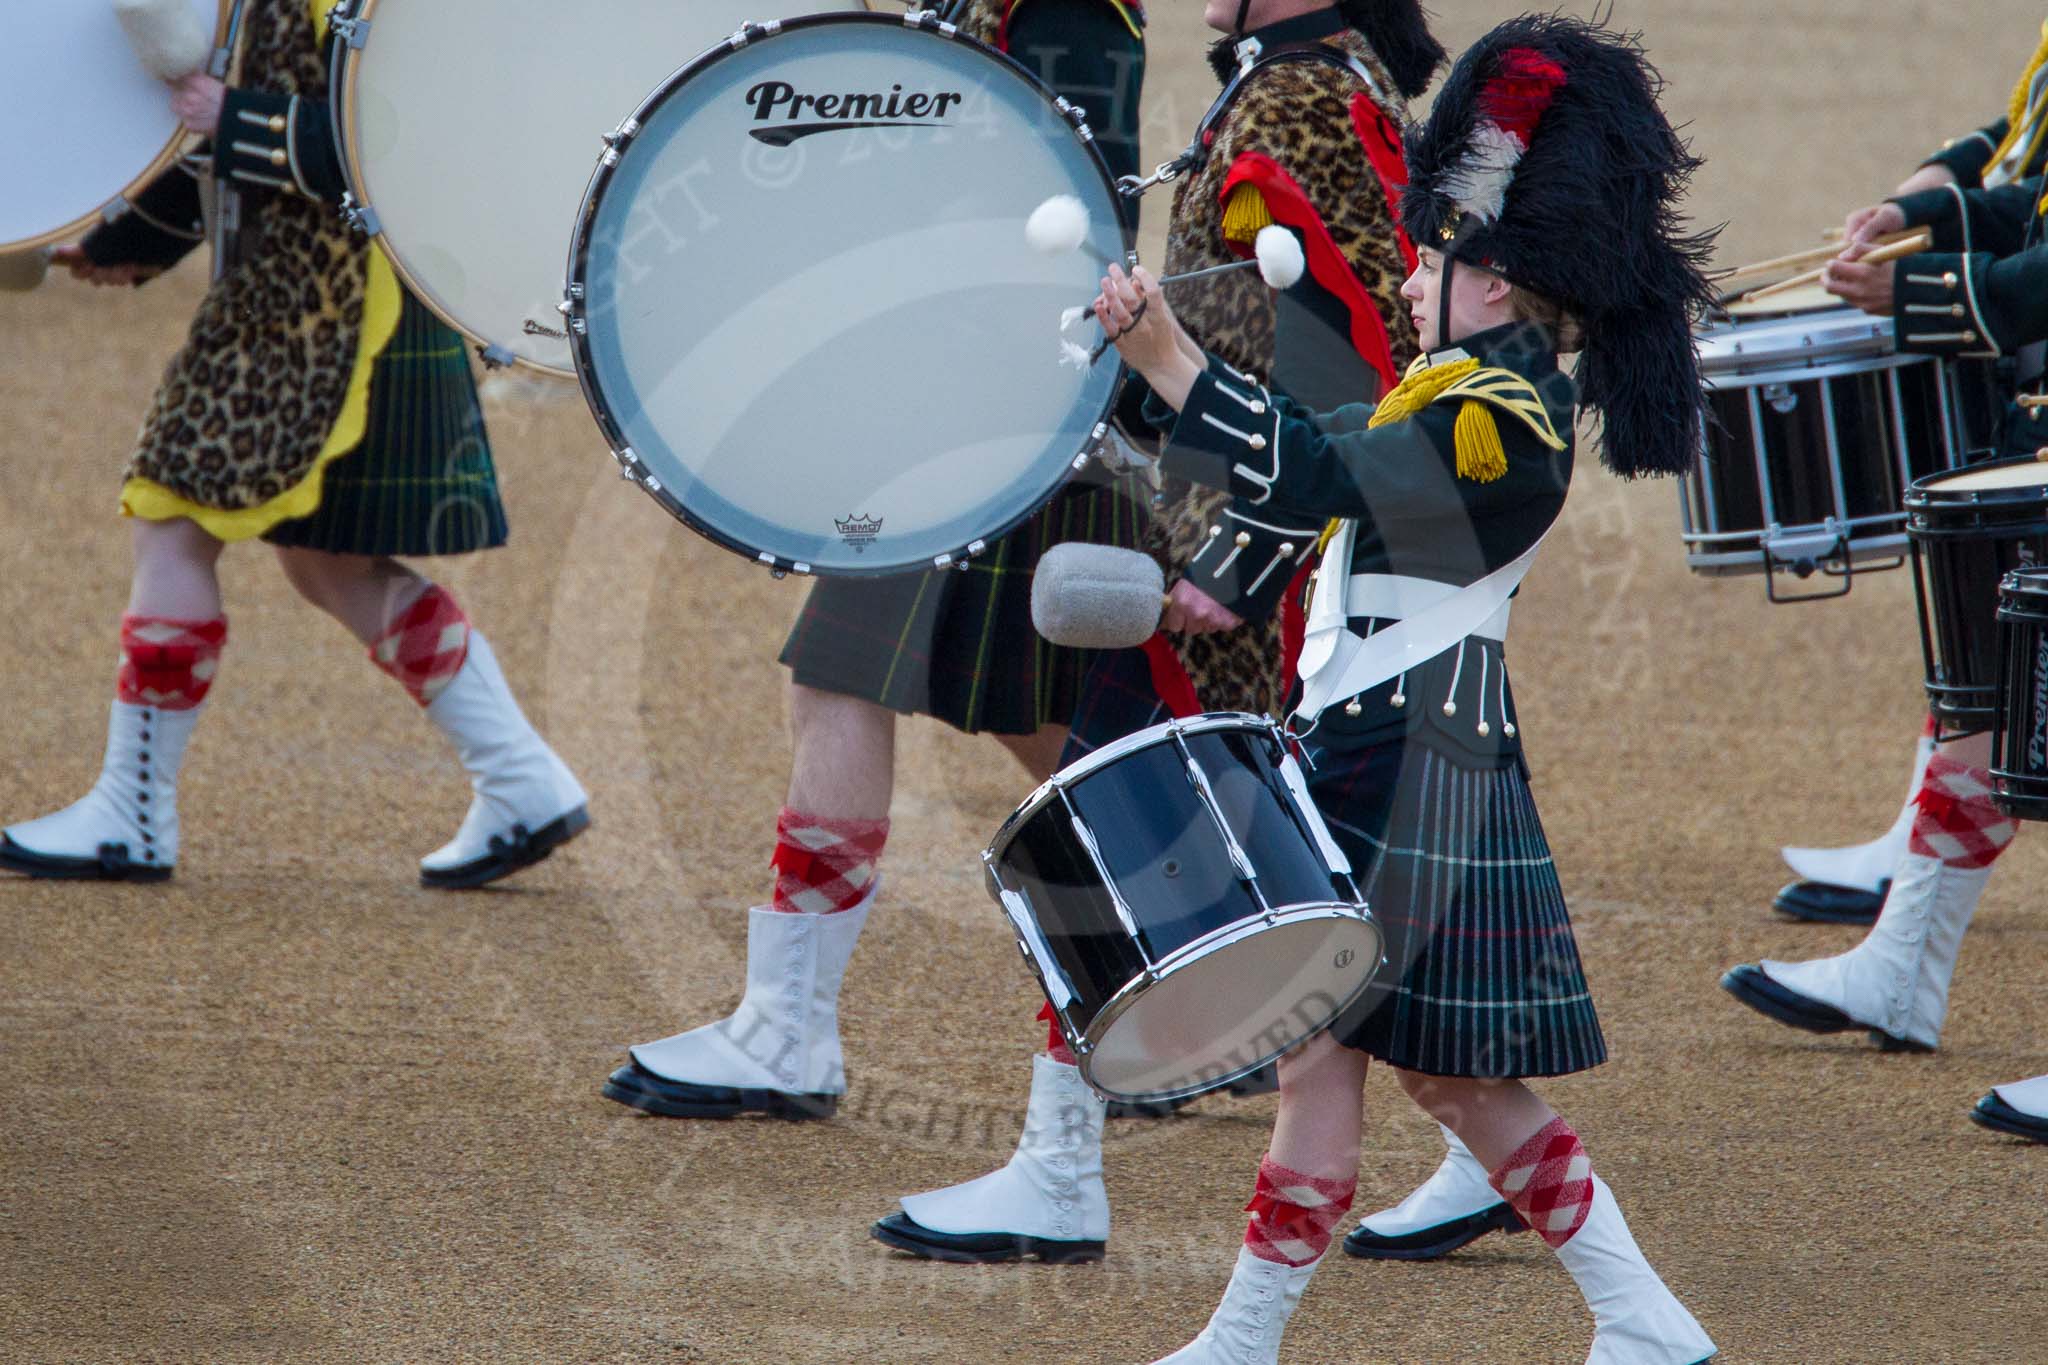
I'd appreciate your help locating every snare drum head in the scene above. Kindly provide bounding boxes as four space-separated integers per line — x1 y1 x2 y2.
1088 909 1382 1100
1 0 222 252
1920 459 2048 495
569 13 1127 576
335 0 868 374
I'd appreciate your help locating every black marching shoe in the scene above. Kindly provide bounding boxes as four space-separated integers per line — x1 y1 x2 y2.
870 1213 1105 1265
601 1058 838 1120
1343 1199 1527 1261
1718 963 1864 1035
1970 1079 2048 1144
1771 879 1885 926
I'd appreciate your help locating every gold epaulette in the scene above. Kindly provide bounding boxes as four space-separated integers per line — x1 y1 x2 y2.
1439 366 1568 452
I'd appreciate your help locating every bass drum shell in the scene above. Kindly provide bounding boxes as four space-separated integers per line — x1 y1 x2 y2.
1906 458 2048 735
1992 567 2048 820
564 12 1128 576
330 0 872 375
986 714 1383 1104
1 0 228 253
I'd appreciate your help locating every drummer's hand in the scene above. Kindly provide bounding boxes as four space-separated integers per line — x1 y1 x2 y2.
1096 265 1201 409
1839 202 1908 257
1893 164 1959 198
1160 580 1244 636
1821 256 1895 316
49 245 160 288
170 71 225 137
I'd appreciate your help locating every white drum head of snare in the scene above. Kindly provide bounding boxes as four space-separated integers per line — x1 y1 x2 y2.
1 0 219 252
337 0 868 374
1927 460 2048 493
1085 909 1383 1102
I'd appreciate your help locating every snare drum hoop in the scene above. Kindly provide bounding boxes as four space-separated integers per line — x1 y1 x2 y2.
4 0 235 254
987 712 1285 860
1072 902 1386 1103
1905 456 2048 539
562 8 1129 577
328 0 879 377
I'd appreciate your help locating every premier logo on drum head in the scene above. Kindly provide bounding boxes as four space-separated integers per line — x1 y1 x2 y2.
744 80 965 146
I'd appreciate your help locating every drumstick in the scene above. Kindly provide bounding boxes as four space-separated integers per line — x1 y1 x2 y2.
1061 227 1309 367
1711 230 1924 293
1741 229 1932 302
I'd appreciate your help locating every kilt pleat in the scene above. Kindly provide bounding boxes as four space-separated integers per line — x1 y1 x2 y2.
779 475 1147 735
1311 738 1606 1079
263 295 508 557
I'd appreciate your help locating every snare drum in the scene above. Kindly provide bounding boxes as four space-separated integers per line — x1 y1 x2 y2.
1992 567 2048 820
329 0 872 375
565 11 1128 577
984 714 1384 1104
1 0 227 253
1683 304 1969 600
1906 458 2048 736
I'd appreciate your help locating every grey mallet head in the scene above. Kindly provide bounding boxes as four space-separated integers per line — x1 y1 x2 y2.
113 0 213 81
1032 543 1168 650
0 250 50 293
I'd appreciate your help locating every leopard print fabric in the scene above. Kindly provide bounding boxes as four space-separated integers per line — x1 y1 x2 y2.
125 0 372 515
1154 31 1418 717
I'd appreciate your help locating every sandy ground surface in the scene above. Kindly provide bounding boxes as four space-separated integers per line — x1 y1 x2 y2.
4 3 2046 1362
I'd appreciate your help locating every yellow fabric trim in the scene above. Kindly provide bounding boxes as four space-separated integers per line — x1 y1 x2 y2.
1439 367 1569 452
121 250 406 542
1986 20 2048 178
1222 184 1275 246
310 0 330 44
1368 356 1480 428
1454 401 1508 483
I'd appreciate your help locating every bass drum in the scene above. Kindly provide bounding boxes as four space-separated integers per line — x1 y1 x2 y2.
328 0 874 375
1 0 228 253
564 10 1128 576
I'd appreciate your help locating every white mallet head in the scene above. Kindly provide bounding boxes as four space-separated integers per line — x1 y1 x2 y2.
113 0 213 82
1026 195 1091 255
1254 225 1307 290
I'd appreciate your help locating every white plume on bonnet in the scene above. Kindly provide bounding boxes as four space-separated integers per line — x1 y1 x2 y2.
113 0 212 82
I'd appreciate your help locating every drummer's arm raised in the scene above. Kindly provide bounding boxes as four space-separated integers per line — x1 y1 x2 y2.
212 87 346 204
1152 369 1558 532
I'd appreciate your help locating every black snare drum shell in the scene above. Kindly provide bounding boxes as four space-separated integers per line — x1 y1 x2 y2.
1992 567 2048 820
1906 458 2048 735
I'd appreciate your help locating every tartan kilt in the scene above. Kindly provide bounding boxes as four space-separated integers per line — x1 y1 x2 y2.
1307 736 1607 1079
262 295 508 557
778 473 1147 735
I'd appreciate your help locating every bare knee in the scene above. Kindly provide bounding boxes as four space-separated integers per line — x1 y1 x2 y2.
786 681 891 745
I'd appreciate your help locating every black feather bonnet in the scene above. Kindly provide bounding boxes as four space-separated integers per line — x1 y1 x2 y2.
1400 14 1718 478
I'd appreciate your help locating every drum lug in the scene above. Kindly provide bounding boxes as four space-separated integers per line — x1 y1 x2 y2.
339 194 381 238
479 344 515 370
329 14 371 50
602 120 640 150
